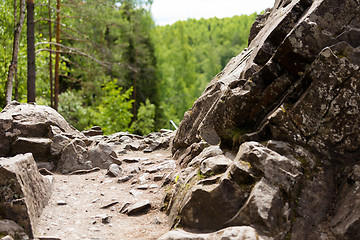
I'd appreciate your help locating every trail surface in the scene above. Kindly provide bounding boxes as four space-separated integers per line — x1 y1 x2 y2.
35 150 176 240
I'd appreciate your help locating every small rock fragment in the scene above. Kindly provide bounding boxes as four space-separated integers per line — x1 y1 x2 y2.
106 164 122 177
69 167 101 175
149 184 158 189
102 216 110 224
95 214 110 224
123 157 140 163
153 173 165 181
137 184 149 190
100 201 119 209
119 202 132 214
129 166 141 174
117 175 134 183
37 237 62 240
150 217 162 225
1 236 14 240
142 160 155 166
127 200 151 215
57 200 67 206
138 173 150 184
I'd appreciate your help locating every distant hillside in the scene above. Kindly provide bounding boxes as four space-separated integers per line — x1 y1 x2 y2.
152 14 258 125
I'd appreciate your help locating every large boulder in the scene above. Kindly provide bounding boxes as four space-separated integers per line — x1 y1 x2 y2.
0 102 82 164
165 0 360 239
172 0 360 160
0 153 52 238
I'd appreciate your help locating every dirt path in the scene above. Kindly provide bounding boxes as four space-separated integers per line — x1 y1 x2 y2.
34 150 176 240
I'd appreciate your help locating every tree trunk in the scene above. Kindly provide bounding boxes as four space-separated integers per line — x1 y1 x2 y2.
49 0 54 108
27 0 36 103
54 0 61 110
5 0 26 105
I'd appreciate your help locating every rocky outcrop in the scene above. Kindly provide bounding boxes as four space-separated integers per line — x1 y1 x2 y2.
0 102 83 169
0 102 175 174
0 153 52 238
164 0 360 239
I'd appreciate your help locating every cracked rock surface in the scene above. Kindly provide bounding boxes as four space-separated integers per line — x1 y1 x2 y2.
165 0 360 239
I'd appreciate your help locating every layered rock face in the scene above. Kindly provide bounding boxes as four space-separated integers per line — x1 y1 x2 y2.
0 102 174 174
163 0 360 239
0 154 52 238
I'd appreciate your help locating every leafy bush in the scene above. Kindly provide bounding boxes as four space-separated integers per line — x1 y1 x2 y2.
95 80 134 134
131 98 155 135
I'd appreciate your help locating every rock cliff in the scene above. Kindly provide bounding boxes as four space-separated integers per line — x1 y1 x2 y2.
162 0 360 239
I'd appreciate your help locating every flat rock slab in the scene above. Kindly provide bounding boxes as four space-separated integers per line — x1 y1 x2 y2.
123 157 149 163
127 200 151 216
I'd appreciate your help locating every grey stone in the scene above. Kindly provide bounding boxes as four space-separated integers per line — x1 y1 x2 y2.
188 145 223 167
137 184 149 190
199 155 232 175
119 136 132 143
138 173 150 184
0 219 29 240
0 102 81 158
153 173 165 181
82 126 103 137
117 175 134 183
235 142 303 192
1 236 14 240
11 137 52 160
172 176 251 230
119 202 131 214
125 141 141 151
37 237 61 240
331 165 360 239
106 164 122 177
0 154 51 238
129 166 141 174
36 161 55 172
226 178 286 234
57 139 90 174
88 142 116 169
57 200 67 206
146 160 175 174
164 0 360 239
50 134 70 156
127 200 151 215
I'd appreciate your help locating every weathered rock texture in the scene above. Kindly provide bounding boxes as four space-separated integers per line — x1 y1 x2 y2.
0 102 174 174
0 153 52 238
163 0 360 239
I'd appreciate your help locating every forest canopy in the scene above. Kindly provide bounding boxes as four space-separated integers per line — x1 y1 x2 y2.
0 0 258 135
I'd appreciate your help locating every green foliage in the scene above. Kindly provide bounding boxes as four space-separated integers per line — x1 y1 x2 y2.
59 80 134 135
1 0 259 133
131 99 155 135
58 89 93 131
95 80 134 134
153 14 258 126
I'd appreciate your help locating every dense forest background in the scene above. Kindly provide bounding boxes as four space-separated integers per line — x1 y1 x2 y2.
0 0 257 135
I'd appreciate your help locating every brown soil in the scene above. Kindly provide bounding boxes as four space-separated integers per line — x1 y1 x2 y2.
34 149 176 240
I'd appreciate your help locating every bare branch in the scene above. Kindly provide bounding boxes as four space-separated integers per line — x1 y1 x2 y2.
60 56 90 72
35 46 109 66
59 73 81 83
